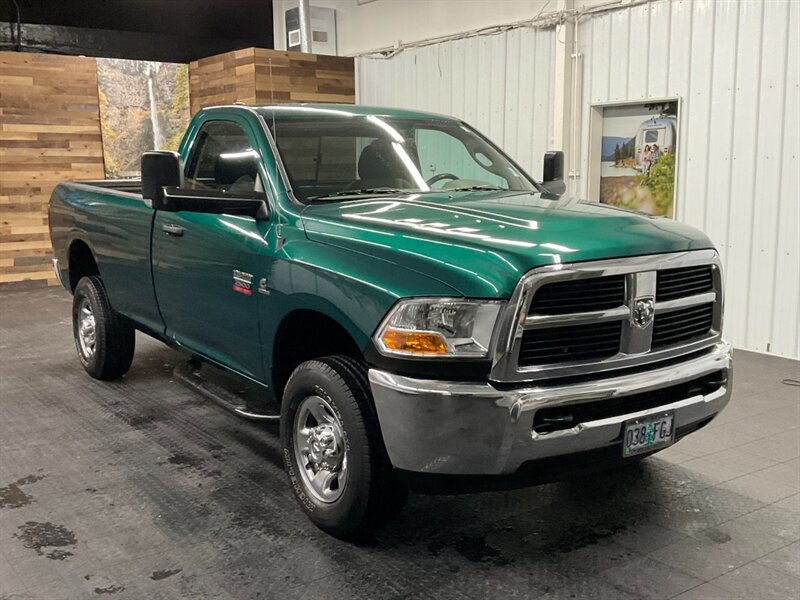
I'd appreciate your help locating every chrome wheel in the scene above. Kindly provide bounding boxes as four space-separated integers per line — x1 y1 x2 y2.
293 395 348 503
77 297 96 360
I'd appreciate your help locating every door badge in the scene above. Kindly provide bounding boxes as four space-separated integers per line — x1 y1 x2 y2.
232 269 253 296
258 277 270 295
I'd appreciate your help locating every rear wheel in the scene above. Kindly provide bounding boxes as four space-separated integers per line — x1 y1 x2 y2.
72 276 135 380
280 355 406 538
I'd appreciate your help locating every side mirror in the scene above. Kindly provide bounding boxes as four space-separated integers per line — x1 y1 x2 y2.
542 150 566 196
142 151 182 209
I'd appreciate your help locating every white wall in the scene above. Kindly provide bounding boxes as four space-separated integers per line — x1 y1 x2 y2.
352 0 799 359
273 0 559 56
575 0 800 358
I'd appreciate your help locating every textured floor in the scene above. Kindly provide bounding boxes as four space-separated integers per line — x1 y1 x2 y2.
1 287 798 600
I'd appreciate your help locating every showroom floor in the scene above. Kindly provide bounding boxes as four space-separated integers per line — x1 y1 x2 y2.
1 287 798 600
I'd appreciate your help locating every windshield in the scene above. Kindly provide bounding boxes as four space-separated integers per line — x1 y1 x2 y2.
266 114 539 202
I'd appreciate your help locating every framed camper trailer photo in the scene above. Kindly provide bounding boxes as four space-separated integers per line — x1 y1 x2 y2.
587 99 680 219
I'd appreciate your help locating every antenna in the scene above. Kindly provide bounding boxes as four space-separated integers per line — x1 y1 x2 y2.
269 58 277 142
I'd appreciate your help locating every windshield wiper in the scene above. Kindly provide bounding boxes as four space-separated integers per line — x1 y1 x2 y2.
445 184 506 192
307 187 408 201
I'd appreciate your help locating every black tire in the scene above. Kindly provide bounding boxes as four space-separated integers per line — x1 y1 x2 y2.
72 275 135 380
280 355 406 538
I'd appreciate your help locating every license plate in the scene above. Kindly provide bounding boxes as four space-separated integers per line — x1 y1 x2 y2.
623 412 675 457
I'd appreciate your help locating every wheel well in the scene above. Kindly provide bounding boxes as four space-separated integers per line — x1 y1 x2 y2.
272 310 363 398
68 240 99 292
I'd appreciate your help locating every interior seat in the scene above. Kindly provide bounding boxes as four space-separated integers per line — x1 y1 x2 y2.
353 139 415 190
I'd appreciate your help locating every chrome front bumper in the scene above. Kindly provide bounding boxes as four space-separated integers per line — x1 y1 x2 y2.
369 342 733 475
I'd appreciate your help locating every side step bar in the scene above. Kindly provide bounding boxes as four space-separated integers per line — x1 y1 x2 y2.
173 359 280 422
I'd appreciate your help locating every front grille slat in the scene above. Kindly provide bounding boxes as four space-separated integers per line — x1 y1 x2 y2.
657 265 713 300
655 305 713 323
519 321 621 367
658 268 711 279
658 283 712 296
654 320 713 336
520 337 621 352
532 294 623 306
660 279 712 290
519 337 621 348
652 303 714 349
659 312 711 325
655 311 713 327
529 275 625 316
519 342 619 357
660 272 712 283
520 334 622 348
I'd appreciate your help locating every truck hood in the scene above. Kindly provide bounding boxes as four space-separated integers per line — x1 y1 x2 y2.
300 191 715 298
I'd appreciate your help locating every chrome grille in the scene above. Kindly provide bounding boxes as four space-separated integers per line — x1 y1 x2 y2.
490 250 723 382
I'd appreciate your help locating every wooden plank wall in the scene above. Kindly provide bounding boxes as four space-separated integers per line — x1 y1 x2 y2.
0 52 105 288
189 47 354 113
188 48 256 114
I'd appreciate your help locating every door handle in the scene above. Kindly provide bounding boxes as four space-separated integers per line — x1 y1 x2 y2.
162 224 185 237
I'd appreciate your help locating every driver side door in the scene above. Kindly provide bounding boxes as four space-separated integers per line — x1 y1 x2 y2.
151 117 273 381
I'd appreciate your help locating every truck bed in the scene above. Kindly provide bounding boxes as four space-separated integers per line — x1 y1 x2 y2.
79 179 143 195
49 178 162 334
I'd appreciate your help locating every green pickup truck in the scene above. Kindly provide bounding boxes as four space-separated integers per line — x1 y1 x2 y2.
49 104 732 538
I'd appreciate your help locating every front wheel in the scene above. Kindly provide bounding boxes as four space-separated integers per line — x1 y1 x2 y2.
280 355 406 538
72 275 135 380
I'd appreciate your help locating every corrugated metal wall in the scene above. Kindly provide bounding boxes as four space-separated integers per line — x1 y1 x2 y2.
356 0 799 358
357 26 557 182
576 0 799 357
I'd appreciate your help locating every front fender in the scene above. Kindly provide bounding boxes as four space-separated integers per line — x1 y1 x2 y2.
260 237 460 378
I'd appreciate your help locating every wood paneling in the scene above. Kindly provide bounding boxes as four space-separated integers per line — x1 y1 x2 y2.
189 47 355 113
0 51 105 288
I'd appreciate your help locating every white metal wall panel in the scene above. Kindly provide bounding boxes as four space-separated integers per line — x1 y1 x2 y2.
356 27 557 182
577 0 799 358
765 0 799 358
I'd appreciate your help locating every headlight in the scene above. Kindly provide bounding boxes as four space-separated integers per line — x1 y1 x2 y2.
375 298 503 358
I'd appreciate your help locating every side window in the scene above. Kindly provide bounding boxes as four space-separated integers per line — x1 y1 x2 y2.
185 121 264 195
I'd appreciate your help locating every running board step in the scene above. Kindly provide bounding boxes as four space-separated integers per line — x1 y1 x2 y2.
173 360 280 422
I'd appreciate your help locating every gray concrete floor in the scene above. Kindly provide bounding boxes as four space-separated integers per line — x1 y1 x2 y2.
1 287 798 600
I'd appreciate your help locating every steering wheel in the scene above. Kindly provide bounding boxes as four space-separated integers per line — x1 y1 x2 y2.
426 173 459 187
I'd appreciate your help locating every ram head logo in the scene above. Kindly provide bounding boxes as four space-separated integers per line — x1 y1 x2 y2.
632 297 655 328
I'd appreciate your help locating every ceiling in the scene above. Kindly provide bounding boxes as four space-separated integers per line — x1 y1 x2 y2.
1 0 274 62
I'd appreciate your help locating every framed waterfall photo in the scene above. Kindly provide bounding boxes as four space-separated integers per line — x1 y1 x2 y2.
96 58 190 178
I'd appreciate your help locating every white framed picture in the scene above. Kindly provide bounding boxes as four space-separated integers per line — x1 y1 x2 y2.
587 98 680 218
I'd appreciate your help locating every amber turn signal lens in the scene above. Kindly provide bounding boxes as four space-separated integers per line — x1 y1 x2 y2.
381 329 448 354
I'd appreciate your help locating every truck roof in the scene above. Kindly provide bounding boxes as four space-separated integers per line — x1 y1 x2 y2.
202 103 458 122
